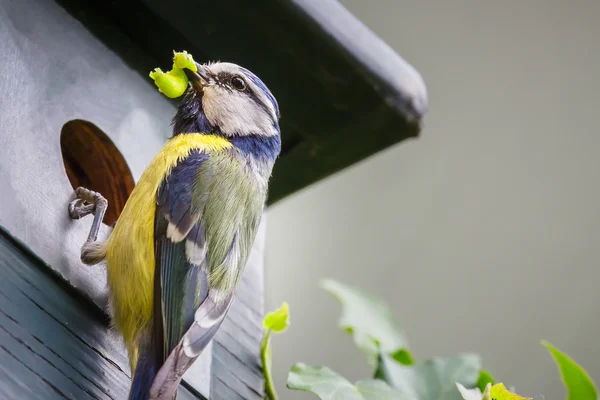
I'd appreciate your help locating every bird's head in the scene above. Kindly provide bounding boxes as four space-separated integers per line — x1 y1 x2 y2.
173 62 280 138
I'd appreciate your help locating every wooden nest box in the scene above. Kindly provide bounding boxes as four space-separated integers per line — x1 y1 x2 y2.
0 0 427 398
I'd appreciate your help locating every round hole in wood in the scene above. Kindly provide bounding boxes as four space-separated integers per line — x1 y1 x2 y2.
60 119 135 226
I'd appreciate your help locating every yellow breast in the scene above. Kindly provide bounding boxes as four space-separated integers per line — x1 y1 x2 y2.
105 133 231 366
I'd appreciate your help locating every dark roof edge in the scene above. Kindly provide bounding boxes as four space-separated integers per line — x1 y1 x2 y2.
287 0 428 122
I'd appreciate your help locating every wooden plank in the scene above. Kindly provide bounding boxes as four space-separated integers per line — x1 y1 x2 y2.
0 230 129 399
0 227 205 400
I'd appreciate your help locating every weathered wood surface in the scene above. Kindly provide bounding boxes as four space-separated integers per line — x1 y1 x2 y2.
0 218 266 399
0 226 204 400
57 0 428 204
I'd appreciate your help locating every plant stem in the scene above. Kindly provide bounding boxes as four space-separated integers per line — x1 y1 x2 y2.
261 329 278 400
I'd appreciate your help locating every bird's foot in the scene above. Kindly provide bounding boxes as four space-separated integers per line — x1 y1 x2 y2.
68 187 107 220
68 187 108 244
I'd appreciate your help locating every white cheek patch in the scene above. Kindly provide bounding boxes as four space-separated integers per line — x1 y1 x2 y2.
202 85 278 137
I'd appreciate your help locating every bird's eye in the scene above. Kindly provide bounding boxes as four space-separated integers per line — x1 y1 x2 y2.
231 76 247 91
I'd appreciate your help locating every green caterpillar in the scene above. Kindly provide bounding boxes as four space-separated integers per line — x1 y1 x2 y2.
149 51 197 99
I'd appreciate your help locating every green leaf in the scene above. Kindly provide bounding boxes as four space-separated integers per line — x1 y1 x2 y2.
489 383 531 400
392 349 415 366
542 340 597 400
353 331 381 367
354 380 414 400
261 302 291 400
321 280 409 365
456 383 491 400
477 370 495 392
287 363 414 400
457 383 532 400
374 350 414 381
263 302 290 333
378 354 481 400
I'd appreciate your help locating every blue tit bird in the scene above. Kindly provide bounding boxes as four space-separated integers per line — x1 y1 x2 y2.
68 61 281 399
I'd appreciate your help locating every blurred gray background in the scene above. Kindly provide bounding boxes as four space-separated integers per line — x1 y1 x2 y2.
264 0 600 398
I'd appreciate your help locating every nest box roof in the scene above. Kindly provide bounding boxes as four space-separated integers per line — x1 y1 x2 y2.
62 0 428 203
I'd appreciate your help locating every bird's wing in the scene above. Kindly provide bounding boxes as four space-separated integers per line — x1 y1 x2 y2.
153 149 210 366
150 149 264 398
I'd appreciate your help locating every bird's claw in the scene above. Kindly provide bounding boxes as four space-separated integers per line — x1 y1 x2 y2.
68 187 107 220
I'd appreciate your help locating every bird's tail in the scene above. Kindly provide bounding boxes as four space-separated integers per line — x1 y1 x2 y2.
148 294 235 399
128 351 158 400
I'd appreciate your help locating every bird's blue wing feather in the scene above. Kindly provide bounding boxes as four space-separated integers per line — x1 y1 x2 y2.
153 150 210 365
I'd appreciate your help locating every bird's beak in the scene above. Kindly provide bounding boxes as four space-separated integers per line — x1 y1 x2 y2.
184 62 211 87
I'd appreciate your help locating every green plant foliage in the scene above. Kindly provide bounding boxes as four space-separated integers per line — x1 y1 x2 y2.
489 383 531 400
456 383 490 400
264 302 291 332
391 349 415 366
262 303 291 400
542 340 597 400
477 370 495 392
287 363 414 400
378 353 481 400
457 383 533 400
321 279 411 367
262 280 600 400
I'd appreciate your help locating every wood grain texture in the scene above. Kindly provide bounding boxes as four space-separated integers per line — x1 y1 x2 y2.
0 226 203 400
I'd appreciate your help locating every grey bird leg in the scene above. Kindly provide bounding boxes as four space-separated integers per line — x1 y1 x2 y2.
68 187 108 262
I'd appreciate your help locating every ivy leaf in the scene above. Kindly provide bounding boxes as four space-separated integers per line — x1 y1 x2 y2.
392 349 415 366
457 383 531 400
287 363 414 400
477 370 495 392
321 280 410 366
261 302 291 400
378 353 481 400
542 340 597 400
263 302 290 333
374 350 414 381
354 380 413 400
456 382 491 400
489 383 531 400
